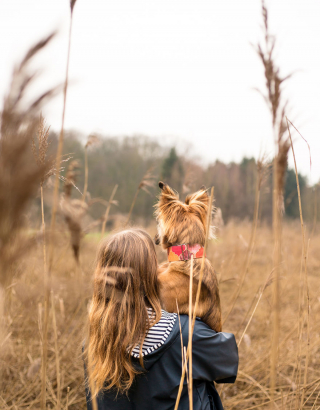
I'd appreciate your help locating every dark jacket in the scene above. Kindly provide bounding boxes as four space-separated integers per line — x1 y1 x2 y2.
85 315 238 410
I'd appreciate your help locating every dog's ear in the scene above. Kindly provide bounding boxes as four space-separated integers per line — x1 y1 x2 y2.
154 233 160 245
185 187 209 206
185 189 210 226
159 181 165 190
158 181 178 199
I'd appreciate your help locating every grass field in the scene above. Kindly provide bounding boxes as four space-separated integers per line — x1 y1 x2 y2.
1 220 319 409
1 2 319 409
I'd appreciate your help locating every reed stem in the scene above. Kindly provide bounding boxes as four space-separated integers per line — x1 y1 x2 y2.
101 184 118 237
223 174 261 324
125 188 139 227
311 186 317 238
174 187 214 410
40 183 48 410
188 255 194 410
270 151 281 407
82 147 88 202
286 118 310 407
42 10 75 410
51 291 61 410
66 386 70 410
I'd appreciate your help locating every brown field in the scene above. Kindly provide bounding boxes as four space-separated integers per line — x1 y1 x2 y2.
1 2 319 409
1 220 319 409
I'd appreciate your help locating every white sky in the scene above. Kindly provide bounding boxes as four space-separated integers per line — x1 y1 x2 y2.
1 0 319 183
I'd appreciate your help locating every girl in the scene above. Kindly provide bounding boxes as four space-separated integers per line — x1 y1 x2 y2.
84 228 238 410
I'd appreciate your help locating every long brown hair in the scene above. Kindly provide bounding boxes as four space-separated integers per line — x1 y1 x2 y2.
86 228 161 397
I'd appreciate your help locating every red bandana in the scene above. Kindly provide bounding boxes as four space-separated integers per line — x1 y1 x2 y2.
167 244 205 262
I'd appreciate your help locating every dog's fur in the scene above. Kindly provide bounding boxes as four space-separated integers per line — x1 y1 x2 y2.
154 181 222 332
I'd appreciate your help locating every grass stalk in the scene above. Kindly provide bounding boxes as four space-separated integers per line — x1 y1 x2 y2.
66 386 70 410
175 300 184 372
82 134 99 203
42 7 76 409
51 291 61 410
311 185 317 238
223 165 262 324
49 9 74 267
125 168 154 227
40 183 48 410
270 150 281 407
174 187 214 410
286 118 310 407
188 255 194 410
101 184 118 237
191 187 214 329
87 351 98 410
40 185 47 274
125 189 139 227
41 299 49 410
238 270 272 347
82 147 88 202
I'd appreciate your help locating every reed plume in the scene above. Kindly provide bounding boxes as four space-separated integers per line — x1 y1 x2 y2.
0 34 58 290
0 34 61 408
61 160 88 264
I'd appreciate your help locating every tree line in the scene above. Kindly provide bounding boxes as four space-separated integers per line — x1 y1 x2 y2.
35 131 318 227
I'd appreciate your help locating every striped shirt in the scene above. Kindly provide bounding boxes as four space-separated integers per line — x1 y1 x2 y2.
131 308 177 358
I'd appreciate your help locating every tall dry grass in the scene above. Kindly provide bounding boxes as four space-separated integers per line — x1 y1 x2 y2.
1 220 319 409
1 1 319 409
43 2 78 406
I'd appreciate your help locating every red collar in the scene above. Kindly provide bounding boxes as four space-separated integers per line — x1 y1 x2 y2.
167 244 205 262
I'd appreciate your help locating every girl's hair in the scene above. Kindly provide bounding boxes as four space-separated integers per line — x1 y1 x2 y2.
87 228 161 397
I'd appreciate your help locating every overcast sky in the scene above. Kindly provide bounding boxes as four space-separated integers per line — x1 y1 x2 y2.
1 0 319 183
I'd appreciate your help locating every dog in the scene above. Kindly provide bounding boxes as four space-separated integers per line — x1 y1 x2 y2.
154 181 222 332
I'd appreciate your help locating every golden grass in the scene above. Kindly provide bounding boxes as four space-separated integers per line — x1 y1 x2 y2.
1 220 319 409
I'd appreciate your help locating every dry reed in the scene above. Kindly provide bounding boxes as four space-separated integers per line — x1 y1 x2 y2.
51 291 61 410
101 184 118 237
82 134 100 202
188 255 194 410
43 2 78 405
61 161 88 264
124 168 155 227
0 35 59 383
1 1 319 409
286 117 310 407
223 155 270 324
255 2 292 403
1 219 320 408
174 187 214 410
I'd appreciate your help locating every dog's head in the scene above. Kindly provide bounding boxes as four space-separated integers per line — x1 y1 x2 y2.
154 181 215 249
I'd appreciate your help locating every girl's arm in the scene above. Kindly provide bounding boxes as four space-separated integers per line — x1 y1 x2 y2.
191 320 238 383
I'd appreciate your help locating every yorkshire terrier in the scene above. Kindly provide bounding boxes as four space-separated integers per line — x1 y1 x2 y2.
154 181 222 332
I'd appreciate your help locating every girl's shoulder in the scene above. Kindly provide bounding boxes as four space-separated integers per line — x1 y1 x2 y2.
131 309 178 358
